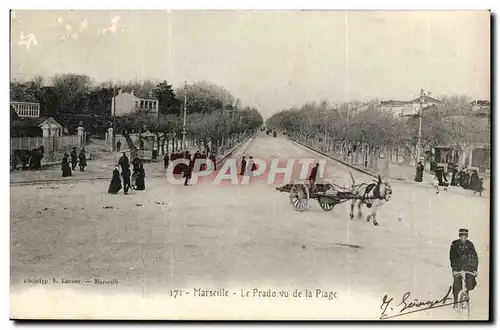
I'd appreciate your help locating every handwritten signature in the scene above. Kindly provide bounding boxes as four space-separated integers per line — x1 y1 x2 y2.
379 286 461 320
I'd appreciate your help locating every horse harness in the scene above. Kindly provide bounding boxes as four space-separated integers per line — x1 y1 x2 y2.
360 182 382 207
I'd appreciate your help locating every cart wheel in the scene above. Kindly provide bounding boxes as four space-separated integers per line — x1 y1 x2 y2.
290 183 309 212
318 200 336 212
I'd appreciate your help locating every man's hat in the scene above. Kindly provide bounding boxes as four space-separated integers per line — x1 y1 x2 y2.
459 228 469 235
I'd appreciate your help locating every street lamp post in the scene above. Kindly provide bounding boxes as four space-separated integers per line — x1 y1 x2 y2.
181 80 187 149
416 88 428 163
112 85 117 151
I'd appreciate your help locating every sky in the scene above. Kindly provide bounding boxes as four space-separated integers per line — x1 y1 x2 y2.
10 10 490 118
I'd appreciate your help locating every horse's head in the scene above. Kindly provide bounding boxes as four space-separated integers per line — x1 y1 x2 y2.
376 175 392 201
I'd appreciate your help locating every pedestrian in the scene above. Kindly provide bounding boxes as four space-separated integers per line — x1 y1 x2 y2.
194 150 201 160
163 154 170 169
209 153 217 171
135 164 146 190
250 156 257 171
246 156 255 176
450 168 459 186
61 153 72 177
468 170 483 196
70 147 78 170
414 161 424 182
108 165 122 194
461 168 471 189
240 156 247 176
116 140 121 152
118 152 130 171
132 156 142 172
30 147 43 170
184 158 193 186
121 166 131 194
449 228 478 308
200 151 207 171
78 149 87 172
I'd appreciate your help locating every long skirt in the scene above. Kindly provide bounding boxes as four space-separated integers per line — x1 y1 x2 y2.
135 175 145 190
108 177 122 194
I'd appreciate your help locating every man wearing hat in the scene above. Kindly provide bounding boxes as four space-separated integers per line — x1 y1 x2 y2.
449 228 479 308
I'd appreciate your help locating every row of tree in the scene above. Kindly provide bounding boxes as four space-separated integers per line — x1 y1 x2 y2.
11 74 264 153
266 98 490 159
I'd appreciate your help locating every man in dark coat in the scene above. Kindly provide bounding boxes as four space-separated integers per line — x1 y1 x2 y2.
184 159 193 186
108 165 122 194
78 149 87 172
70 147 78 170
116 140 122 152
170 151 176 162
118 152 130 172
449 228 479 308
308 163 320 191
122 167 131 194
240 156 247 176
209 153 217 171
414 161 424 182
61 153 72 177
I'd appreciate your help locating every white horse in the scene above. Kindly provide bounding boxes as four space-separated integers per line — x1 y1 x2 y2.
349 174 392 226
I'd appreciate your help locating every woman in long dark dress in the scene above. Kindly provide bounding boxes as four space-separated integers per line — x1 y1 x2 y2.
61 153 72 177
108 166 122 194
135 164 146 190
414 161 424 182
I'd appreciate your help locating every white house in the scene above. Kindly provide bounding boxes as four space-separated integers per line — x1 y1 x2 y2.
11 101 40 118
111 90 159 117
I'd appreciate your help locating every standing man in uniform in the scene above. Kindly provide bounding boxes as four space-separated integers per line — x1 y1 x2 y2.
449 228 479 308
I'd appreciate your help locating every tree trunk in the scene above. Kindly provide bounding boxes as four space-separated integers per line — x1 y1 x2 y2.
123 131 138 159
155 133 161 154
161 134 166 155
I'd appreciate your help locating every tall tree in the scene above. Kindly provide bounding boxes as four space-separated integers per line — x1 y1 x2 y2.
153 81 180 115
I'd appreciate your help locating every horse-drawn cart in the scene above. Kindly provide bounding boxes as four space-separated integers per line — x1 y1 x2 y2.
275 180 359 212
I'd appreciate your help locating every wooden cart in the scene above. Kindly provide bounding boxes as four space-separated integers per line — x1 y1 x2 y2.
276 181 360 212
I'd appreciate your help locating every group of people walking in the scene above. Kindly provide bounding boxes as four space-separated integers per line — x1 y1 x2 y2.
239 156 257 176
61 147 87 177
108 152 146 194
162 150 217 186
415 161 484 195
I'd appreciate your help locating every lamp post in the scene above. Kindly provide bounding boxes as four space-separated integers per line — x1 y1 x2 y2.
112 84 117 151
415 89 433 163
181 80 187 149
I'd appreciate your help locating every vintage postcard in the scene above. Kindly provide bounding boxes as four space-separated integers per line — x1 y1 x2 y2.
10 10 490 320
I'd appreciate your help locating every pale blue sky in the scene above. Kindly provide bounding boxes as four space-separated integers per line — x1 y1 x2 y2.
11 10 490 118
